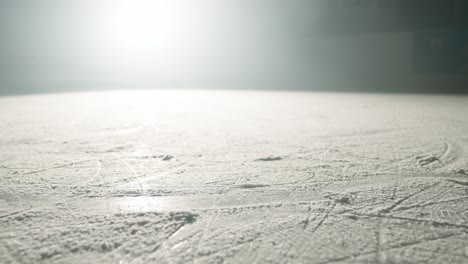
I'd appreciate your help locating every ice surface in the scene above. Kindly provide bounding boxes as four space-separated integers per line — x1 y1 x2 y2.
0 90 467 263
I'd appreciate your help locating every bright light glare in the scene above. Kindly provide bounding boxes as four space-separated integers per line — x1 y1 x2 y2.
96 0 159 54
84 0 252 86
92 0 210 66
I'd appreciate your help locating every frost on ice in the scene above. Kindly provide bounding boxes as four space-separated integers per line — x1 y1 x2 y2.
0 90 467 263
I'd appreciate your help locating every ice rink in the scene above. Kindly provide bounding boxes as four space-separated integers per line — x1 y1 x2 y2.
1 90 467 263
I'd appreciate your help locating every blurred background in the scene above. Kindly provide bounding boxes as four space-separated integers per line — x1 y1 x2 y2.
0 0 467 95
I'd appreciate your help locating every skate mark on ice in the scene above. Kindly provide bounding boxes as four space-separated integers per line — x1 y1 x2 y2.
415 141 462 167
447 179 468 187
236 183 269 189
416 155 440 166
255 156 283 162
388 196 468 217
316 232 465 264
342 213 468 229
23 160 91 175
378 183 436 214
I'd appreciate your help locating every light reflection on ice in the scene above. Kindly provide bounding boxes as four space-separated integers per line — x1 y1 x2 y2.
109 196 215 213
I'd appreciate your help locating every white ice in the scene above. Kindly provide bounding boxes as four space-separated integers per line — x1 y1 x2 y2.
0 90 467 263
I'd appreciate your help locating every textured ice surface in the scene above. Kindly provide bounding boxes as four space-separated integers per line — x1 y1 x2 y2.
0 90 467 263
